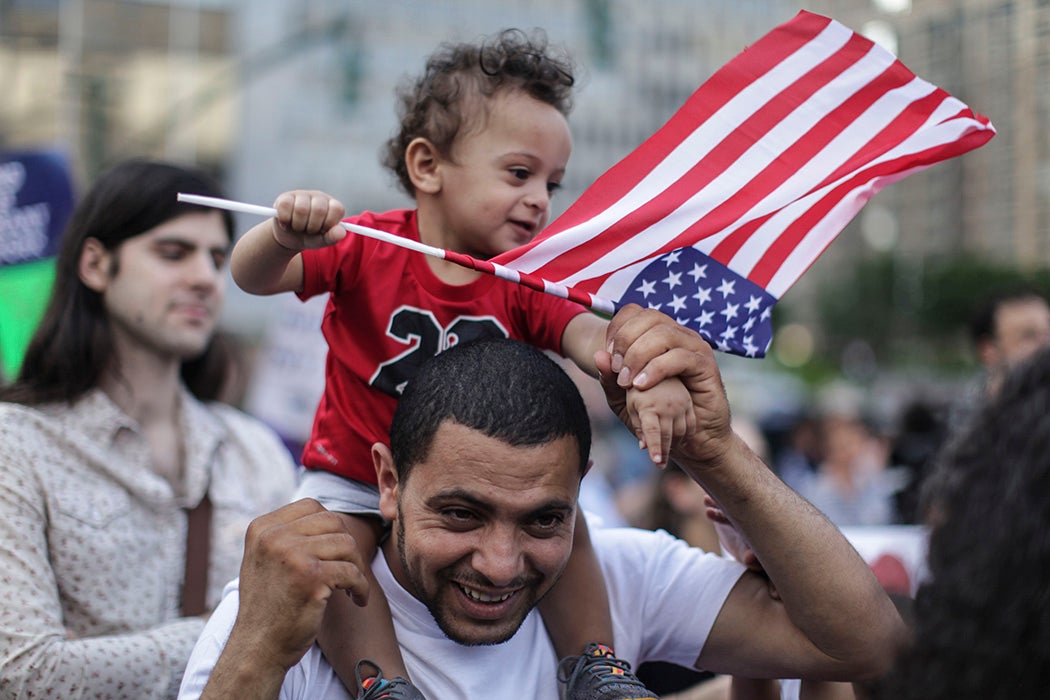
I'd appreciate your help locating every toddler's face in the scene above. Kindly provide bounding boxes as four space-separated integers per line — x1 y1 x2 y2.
433 89 572 259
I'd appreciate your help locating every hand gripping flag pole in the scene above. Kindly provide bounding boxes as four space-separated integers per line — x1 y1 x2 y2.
183 10 995 358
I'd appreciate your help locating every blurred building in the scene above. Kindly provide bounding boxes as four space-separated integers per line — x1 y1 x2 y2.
806 0 1050 269
0 0 237 182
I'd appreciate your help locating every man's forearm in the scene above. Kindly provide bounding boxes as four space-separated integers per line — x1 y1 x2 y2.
679 434 905 674
199 635 288 700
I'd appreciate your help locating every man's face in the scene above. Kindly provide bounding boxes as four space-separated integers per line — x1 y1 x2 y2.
376 421 579 646
85 211 229 364
990 297 1050 370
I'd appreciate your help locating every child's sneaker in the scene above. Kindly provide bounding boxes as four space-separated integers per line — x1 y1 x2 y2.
354 659 426 700
557 643 659 700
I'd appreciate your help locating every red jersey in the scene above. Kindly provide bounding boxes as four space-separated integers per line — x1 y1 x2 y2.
297 209 587 483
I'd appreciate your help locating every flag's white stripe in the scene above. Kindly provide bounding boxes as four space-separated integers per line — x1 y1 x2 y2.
761 113 990 296
554 40 904 288
504 20 854 273
542 279 571 299
729 94 979 288
693 74 937 267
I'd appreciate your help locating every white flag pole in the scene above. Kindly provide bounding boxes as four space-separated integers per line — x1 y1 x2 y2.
177 193 617 315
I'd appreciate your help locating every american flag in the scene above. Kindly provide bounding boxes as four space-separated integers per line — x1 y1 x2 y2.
490 10 996 357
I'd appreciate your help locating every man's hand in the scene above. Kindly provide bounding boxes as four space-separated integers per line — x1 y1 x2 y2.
597 304 734 468
270 190 348 251
200 499 370 698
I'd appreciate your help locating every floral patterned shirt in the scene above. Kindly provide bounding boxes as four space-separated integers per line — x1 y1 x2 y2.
0 388 297 699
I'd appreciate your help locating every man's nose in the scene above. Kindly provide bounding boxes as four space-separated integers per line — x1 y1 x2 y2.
471 526 524 586
186 252 221 289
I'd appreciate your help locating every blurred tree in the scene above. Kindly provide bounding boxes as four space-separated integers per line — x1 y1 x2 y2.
812 254 1050 372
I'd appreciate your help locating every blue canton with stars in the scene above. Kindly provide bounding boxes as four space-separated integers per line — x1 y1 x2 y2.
617 247 775 358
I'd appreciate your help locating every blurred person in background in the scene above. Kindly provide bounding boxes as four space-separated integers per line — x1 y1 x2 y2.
887 399 948 525
925 286 1050 524
771 412 823 495
879 344 1050 699
0 160 297 699
794 409 901 528
968 287 1050 400
943 287 1050 437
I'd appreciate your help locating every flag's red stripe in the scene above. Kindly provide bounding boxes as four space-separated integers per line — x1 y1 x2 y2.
818 85 946 188
496 10 830 267
747 124 996 288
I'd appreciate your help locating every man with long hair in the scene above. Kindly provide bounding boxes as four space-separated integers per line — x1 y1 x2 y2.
0 160 296 699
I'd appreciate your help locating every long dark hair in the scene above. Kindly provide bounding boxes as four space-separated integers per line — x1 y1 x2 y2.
879 346 1050 698
0 159 235 406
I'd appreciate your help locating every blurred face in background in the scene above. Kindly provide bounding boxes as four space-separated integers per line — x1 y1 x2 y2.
81 211 229 364
981 297 1050 394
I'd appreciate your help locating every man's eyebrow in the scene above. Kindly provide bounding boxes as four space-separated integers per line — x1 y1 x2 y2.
153 237 194 248
427 489 492 512
426 489 574 517
152 236 232 253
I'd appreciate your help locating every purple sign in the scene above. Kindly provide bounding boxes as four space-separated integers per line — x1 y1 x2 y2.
0 150 75 267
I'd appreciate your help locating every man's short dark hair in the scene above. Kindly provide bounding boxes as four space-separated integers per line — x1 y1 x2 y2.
389 338 591 481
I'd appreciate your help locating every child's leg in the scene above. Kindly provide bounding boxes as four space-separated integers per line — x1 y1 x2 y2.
539 509 614 657
546 511 658 698
318 512 411 692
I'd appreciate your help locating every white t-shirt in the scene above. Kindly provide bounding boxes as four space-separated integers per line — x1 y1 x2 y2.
179 526 744 699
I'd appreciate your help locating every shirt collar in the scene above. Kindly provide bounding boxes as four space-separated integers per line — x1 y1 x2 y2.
56 386 229 503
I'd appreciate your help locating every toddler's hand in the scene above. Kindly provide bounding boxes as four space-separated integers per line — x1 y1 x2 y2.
270 190 347 251
624 377 695 466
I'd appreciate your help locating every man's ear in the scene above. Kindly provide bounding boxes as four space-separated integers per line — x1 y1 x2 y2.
404 137 442 195
78 238 112 293
373 442 400 521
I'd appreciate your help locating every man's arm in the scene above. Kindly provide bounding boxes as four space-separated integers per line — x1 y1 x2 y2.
197 499 370 700
599 305 907 681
